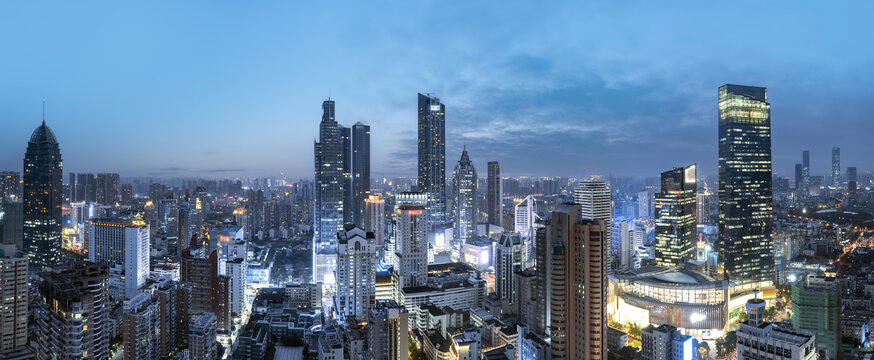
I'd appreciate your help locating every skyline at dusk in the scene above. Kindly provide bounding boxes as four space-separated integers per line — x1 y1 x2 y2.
2 1 873 179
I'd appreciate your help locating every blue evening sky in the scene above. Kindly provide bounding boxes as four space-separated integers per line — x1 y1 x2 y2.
1 1 872 179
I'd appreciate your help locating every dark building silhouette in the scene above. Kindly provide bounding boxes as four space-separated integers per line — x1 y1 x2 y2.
417 93 446 232
717 84 774 284
23 120 63 270
487 161 503 227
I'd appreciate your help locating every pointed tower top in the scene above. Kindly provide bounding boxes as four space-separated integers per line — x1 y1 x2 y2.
42 100 45 125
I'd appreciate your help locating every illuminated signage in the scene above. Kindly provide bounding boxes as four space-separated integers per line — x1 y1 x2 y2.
430 105 441 111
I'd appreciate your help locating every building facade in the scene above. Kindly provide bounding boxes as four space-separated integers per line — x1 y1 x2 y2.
88 218 150 299
335 225 377 323
0 244 28 358
23 121 64 270
314 99 344 285
417 93 446 232
452 147 477 247
487 161 502 227
395 192 429 289
655 165 697 267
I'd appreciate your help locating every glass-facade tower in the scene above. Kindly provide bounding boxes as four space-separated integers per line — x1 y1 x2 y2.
452 147 477 250
717 84 774 284
655 164 697 267
417 93 446 233
23 120 64 270
314 99 344 284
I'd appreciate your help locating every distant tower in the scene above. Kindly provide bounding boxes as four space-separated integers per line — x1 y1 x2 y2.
313 99 344 285
452 147 477 247
0 171 20 201
23 120 63 270
394 192 428 289
801 150 810 195
495 233 523 304
514 195 538 240
417 93 446 233
655 164 697 267
831 147 840 188
487 161 503 227
717 84 774 284
351 123 371 226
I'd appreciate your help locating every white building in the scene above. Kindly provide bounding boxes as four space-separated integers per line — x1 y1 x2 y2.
514 195 538 239
575 181 613 269
226 258 247 315
737 299 817 360
88 218 150 299
335 225 377 323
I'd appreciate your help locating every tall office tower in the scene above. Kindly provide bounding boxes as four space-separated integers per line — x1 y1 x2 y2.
495 233 523 305
801 150 810 195
364 194 385 257
394 192 428 289
794 164 803 191
737 299 817 360
96 173 120 205
0 201 23 249
341 126 354 224
417 93 447 232
351 122 371 226
35 262 110 360
574 182 612 270
23 121 63 271
367 300 410 360
180 246 230 335
831 147 840 188
88 218 150 299
696 187 712 226
638 190 654 219
335 225 377 323
0 244 28 359
792 275 841 360
547 204 607 360
514 195 538 240
640 324 692 360
654 165 697 267
614 220 635 270
123 293 161 360
188 312 218 360
847 166 858 193
452 147 478 246
0 171 19 200
487 161 503 227
717 84 774 285
313 99 344 285
121 184 133 205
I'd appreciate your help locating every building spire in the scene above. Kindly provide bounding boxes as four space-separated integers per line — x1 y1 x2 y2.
42 100 45 125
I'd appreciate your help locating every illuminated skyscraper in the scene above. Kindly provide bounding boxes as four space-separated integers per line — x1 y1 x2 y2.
801 150 810 195
417 93 446 232
452 147 477 246
487 161 503 227
717 84 774 284
831 147 840 188
394 192 428 289
495 232 523 304
23 120 63 270
655 164 697 267
314 99 344 284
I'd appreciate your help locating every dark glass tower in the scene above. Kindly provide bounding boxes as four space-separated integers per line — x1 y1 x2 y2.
487 161 502 227
717 84 774 284
351 123 370 226
23 120 64 270
313 99 344 284
417 93 446 232
654 164 697 267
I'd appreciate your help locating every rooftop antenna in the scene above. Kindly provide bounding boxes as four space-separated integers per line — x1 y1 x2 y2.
328 88 331 101
42 101 45 125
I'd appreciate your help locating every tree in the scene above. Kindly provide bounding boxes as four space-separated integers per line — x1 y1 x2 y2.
737 311 748 324
764 306 778 321
409 334 427 360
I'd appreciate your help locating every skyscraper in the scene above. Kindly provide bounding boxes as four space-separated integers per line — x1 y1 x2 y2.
831 147 841 188
394 192 428 289
96 172 120 205
123 293 161 360
794 164 803 191
802 150 810 195
792 275 841 360
364 194 385 259
0 244 29 359
654 164 697 267
452 147 477 247
121 183 133 205
368 300 409 360
495 233 523 305
417 93 446 232
487 161 503 227
847 166 858 193
335 225 377 323
514 195 538 240
574 181 612 269
314 98 344 285
717 84 774 284
547 204 607 360
351 122 371 226
35 262 110 360
23 120 63 270
0 172 19 201
88 218 151 299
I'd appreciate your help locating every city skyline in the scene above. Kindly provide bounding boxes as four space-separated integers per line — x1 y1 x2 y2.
2 2 874 178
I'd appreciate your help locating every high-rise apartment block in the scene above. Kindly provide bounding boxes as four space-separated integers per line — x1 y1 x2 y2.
367 300 410 360
335 225 377 323
88 218 150 299
394 192 428 289
0 244 28 359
